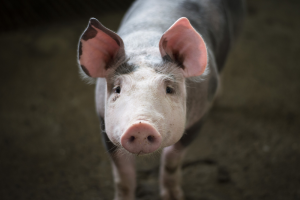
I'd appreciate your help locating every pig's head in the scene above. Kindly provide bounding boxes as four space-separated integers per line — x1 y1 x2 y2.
78 17 207 155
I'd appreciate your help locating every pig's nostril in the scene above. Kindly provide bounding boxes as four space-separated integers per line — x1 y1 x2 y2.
129 136 135 142
147 135 154 143
121 122 161 154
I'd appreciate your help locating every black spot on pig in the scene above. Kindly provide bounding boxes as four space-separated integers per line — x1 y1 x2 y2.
165 165 178 174
90 18 121 47
162 54 172 62
207 76 218 101
182 1 202 13
90 18 102 29
99 117 117 154
78 42 82 57
80 65 90 77
208 29 217 51
115 63 138 75
180 118 205 147
215 13 231 72
81 24 97 41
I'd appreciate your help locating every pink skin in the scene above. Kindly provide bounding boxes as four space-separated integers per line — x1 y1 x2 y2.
121 121 162 154
111 155 136 200
160 144 186 200
159 17 207 77
80 18 207 155
104 66 187 155
81 17 210 200
79 18 124 78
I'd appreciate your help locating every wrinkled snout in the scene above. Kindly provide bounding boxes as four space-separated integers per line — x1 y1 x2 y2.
121 121 161 154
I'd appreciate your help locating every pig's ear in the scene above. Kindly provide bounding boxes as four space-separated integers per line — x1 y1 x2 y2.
159 17 207 77
78 18 125 78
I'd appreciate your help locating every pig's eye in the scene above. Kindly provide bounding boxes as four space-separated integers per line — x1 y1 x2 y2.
166 86 174 94
114 86 121 94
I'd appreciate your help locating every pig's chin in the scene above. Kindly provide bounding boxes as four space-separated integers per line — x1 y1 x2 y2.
121 145 164 157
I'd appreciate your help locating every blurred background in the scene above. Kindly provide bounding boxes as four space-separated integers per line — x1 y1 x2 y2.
0 0 299 199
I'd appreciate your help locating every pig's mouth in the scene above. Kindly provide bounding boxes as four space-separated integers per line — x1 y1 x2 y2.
119 120 162 155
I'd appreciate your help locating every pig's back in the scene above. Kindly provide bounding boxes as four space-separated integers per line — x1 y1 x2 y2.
118 0 245 72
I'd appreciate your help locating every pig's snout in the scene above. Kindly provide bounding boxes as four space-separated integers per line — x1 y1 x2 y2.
121 122 161 154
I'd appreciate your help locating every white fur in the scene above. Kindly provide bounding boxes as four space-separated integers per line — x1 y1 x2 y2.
105 66 187 153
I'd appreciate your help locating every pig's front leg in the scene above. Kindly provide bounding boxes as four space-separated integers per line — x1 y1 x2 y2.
111 154 136 200
100 119 136 200
159 143 186 200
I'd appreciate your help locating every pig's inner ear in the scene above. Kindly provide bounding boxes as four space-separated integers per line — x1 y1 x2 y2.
78 18 125 78
159 17 208 78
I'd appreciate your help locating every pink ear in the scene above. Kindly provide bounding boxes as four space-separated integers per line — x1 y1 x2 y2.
78 18 124 77
159 17 207 77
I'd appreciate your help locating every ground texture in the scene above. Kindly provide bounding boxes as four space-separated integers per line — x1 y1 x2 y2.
1 0 300 199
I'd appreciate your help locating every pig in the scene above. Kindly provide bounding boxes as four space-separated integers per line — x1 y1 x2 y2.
77 0 245 199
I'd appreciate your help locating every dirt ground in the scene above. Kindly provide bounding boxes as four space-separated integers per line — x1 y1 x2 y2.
1 0 300 200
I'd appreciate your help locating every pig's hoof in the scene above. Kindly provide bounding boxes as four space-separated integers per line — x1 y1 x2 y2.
160 186 185 200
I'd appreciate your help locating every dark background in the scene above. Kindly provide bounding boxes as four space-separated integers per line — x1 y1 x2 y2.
1 0 300 199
